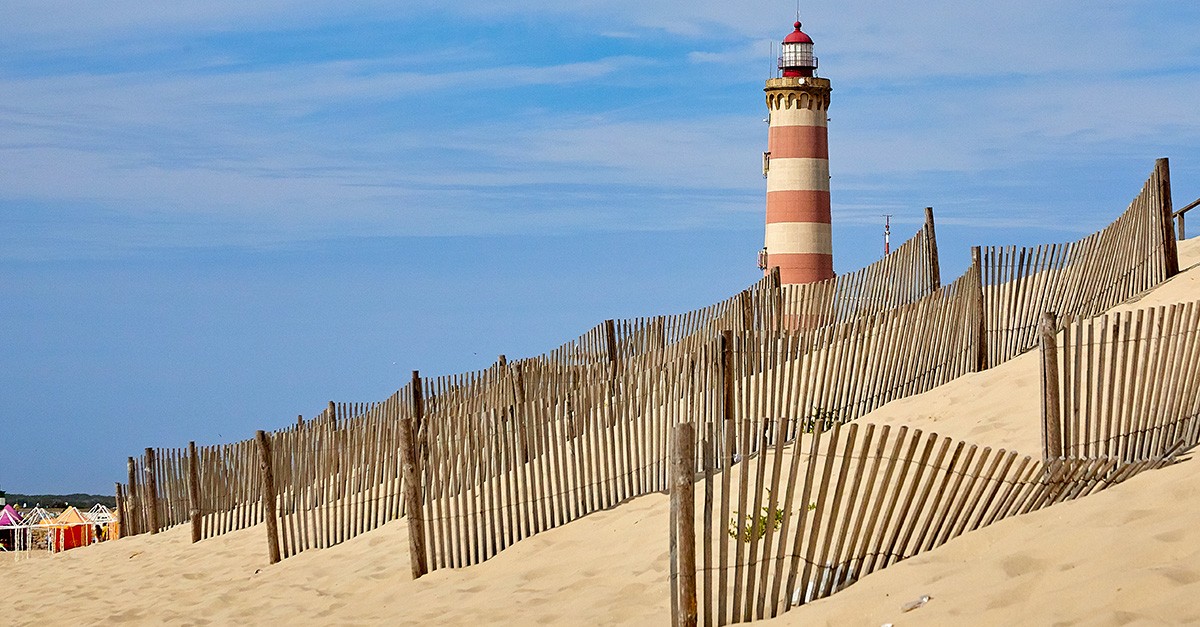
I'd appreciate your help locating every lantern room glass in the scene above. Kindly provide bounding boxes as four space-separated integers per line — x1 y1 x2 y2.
778 43 815 69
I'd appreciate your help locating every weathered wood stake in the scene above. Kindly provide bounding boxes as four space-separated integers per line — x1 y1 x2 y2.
671 422 697 627
411 370 425 456
970 246 988 372
769 266 783 331
255 430 281 564
1039 312 1063 463
721 330 735 465
1156 158 1180 278
604 319 619 375
398 413 428 579
739 290 754 330
115 482 127 539
144 447 160 535
187 441 202 543
924 207 942 293
126 457 140 536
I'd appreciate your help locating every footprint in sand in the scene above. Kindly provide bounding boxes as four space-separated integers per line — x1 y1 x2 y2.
1118 508 1155 524
1000 554 1043 577
1153 566 1200 585
1153 528 1185 543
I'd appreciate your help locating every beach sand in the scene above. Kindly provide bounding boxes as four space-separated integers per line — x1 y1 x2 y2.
2 238 1197 625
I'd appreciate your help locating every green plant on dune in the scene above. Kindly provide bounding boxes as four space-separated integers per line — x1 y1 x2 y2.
728 498 818 541
803 407 841 433
729 506 784 542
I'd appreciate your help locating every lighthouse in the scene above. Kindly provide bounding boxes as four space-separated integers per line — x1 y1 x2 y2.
762 21 833 285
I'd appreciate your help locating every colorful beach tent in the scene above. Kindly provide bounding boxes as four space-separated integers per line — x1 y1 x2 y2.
44 507 92 552
7 507 53 551
0 504 20 526
84 504 119 540
19 507 53 526
0 504 20 550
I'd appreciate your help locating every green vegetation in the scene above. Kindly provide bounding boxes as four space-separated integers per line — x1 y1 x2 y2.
804 407 841 433
5 493 116 509
729 506 784 542
728 501 818 542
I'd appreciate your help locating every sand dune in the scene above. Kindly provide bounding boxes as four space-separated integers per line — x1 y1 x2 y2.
771 451 1200 626
0 491 673 625
856 237 1200 455
2 237 1197 625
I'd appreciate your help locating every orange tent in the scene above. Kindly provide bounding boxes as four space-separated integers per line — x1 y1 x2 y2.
42 507 95 552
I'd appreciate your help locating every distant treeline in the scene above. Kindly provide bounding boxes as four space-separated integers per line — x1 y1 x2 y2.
5 493 117 509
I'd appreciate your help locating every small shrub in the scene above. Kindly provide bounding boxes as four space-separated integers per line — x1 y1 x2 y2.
729 506 784 542
728 500 818 541
804 407 840 433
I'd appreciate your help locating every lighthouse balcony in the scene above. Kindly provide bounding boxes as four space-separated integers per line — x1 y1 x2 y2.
765 76 831 91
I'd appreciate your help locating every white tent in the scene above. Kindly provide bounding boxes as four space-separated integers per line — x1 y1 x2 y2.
84 504 115 525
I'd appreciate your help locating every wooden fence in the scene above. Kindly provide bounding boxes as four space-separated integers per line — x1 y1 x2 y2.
980 159 1177 367
669 293 1200 625
780 207 941 326
113 160 1184 604
270 394 408 559
1175 196 1199 240
118 401 377 541
668 419 1171 626
539 208 944 367
1042 301 1200 464
112 212 947 546
405 260 983 575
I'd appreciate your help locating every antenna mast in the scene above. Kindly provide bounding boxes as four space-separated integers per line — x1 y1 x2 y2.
883 214 893 256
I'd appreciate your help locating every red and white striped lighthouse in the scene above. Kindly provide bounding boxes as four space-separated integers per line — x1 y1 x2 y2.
762 21 833 285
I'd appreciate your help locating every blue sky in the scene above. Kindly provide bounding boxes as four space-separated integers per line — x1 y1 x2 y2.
2 2 1198 494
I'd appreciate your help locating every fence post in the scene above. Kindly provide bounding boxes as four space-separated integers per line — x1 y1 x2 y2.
721 330 735 463
769 266 783 331
297 414 304 428
399 405 429 578
411 370 426 456
1039 312 1063 462
125 457 140 536
327 400 337 428
1156 157 1180 278
671 422 697 627
187 441 202 543
604 318 619 374
115 482 127 539
970 246 988 372
1179 211 1186 241
923 206 942 293
255 430 282 564
144 448 160 535
739 290 755 330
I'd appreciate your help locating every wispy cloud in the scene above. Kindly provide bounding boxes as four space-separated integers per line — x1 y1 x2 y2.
1 1 1197 261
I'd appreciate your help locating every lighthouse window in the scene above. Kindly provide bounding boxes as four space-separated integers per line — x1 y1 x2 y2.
780 45 814 67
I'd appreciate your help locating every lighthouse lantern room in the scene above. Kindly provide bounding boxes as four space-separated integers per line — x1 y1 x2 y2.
778 22 817 77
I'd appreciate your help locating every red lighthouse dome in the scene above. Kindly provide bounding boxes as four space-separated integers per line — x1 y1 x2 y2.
778 21 817 77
